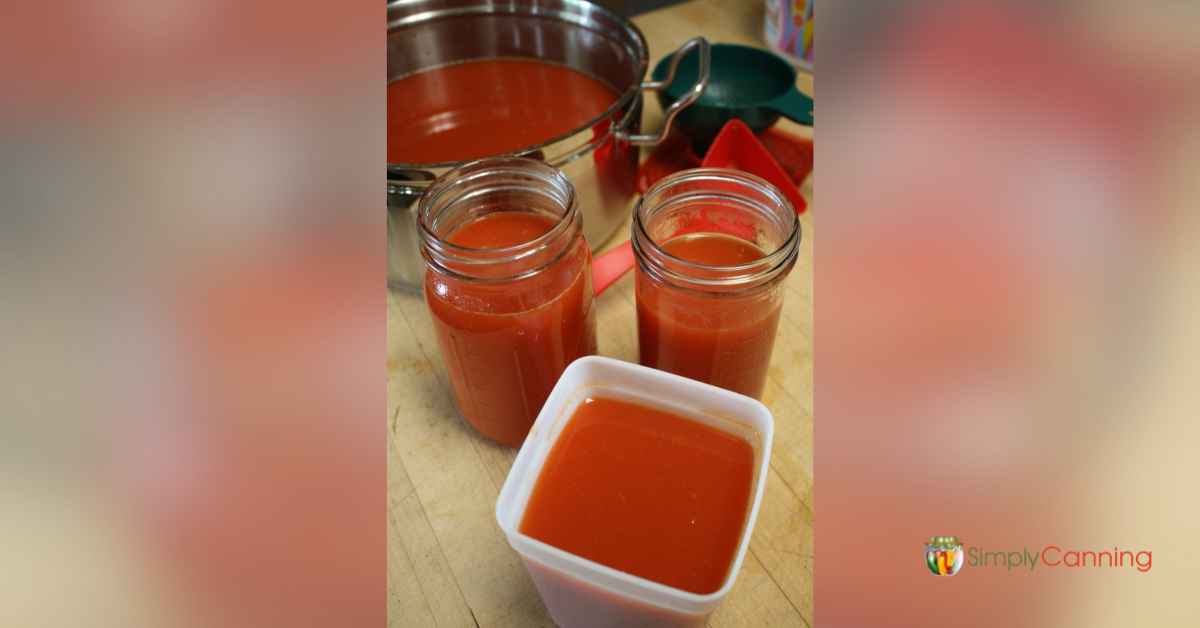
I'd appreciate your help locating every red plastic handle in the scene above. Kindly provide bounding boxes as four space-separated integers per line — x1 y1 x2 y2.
591 240 634 296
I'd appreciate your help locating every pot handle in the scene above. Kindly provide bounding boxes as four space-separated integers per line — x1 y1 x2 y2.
615 37 710 147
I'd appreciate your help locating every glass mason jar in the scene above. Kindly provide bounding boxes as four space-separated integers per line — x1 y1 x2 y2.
418 157 597 447
632 168 800 399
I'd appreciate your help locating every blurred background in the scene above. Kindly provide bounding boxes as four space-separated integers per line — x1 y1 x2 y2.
818 0 1200 626
1 1 382 626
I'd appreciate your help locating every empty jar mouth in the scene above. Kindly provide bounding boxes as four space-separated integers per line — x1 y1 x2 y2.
631 168 800 292
417 157 582 282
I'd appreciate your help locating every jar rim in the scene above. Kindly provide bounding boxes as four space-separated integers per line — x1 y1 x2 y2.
417 157 581 282
632 168 801 290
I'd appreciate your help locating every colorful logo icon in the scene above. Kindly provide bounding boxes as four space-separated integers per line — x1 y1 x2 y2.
926 536 964 576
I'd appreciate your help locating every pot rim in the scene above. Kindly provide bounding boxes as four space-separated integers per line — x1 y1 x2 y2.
386 0 648 172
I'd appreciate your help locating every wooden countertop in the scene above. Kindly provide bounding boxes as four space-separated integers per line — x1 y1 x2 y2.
389 1 813 626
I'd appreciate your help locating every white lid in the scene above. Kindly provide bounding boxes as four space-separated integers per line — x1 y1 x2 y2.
495 356 775 616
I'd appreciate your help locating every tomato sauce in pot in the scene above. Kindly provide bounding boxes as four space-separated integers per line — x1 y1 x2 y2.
388 59 618 164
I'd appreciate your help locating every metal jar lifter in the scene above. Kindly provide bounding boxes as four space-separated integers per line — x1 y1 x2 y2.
387 0 709 291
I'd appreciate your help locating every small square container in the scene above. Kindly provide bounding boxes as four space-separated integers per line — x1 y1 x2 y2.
496 356 774 628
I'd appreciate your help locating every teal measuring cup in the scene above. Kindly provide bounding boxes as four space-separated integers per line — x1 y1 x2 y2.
652 42 813 151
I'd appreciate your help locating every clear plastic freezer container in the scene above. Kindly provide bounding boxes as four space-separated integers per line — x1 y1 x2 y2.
495 355 775 628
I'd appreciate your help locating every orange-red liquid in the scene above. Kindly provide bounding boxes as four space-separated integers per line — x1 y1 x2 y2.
446 211 556 248
425 211 596 447
666 232 764 265
637 233 782 399
520 396 754 595
388 59 618 164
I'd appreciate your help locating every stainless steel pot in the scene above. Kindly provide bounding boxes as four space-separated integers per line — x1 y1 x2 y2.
387 0 709 290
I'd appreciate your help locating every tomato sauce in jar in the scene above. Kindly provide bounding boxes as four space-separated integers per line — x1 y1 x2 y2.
520 396 754 595
419 159 597 447
388 59 618 164
633 169 800 399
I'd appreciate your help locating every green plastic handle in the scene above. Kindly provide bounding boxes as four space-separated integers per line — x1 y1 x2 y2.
765 88 814 126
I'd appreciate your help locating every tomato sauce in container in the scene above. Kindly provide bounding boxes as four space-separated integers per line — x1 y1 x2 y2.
496 356 774 628
521 395 754 595
632 169 800 399
417 158 597 447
